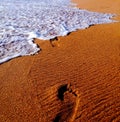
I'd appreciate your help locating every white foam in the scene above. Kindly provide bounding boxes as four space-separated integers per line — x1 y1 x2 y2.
0 0 116 64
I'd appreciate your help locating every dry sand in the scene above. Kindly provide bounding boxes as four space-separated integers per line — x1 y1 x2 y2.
0 0 120 121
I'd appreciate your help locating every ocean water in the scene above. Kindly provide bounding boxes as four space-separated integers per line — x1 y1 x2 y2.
0 0 115 64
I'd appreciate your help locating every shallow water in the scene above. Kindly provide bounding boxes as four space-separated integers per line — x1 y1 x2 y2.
0 0 115 64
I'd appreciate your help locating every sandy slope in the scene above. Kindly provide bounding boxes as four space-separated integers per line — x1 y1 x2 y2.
0 0 120 122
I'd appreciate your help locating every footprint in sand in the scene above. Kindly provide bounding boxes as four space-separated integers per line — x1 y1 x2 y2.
50 37 60 47
54 83 80 122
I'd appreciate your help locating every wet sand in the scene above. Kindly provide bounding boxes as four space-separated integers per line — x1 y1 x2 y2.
0 0 120 122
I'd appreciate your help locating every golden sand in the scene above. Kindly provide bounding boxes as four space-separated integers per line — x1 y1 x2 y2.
0 0 120 121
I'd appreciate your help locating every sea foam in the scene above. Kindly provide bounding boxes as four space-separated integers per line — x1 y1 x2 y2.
0 0 115 64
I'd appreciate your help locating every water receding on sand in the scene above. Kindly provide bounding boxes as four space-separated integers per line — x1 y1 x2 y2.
0 0 116 64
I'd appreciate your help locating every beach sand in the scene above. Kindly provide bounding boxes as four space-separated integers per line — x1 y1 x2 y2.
0 0 120 121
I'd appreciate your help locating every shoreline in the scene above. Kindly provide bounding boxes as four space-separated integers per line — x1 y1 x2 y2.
0 1 116 65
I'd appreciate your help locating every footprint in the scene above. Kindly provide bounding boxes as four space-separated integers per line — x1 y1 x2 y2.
50 37 60 47
53 83 80 122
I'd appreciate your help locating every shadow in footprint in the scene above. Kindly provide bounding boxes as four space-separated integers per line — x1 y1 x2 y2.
57 84 68 101
53 114 61 122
